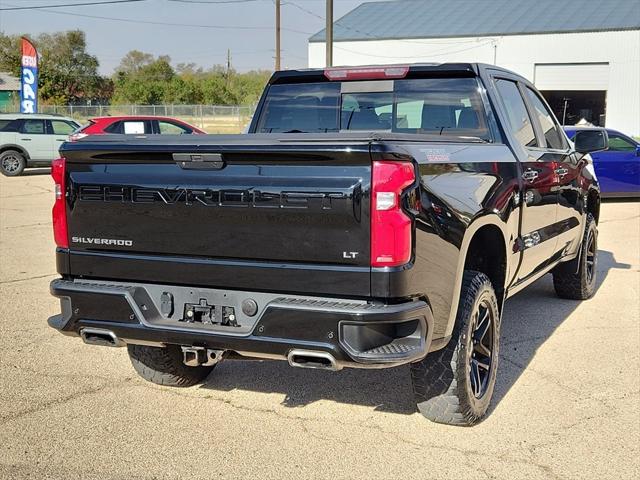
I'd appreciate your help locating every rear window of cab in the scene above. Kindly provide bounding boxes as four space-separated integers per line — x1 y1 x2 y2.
255 77 491 140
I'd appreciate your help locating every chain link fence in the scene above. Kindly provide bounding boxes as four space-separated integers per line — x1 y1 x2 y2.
1 104 257 134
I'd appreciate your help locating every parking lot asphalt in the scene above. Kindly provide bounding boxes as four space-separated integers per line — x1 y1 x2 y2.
0 171 638 480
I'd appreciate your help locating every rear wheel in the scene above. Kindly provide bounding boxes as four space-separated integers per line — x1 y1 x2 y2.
0 150 26 176
410 271 500 426
552 214 597 300
127 344 215 387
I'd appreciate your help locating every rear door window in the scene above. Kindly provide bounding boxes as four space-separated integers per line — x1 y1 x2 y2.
123 121 146 134
20 119 46 134
494 79 537 148
104 120 152 134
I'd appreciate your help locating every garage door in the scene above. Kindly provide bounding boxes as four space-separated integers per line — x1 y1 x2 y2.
534 63 609 91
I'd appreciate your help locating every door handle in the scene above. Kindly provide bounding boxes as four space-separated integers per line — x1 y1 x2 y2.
522 169 539 182
55 139 66 142
20 138 32 141
555 167 569 177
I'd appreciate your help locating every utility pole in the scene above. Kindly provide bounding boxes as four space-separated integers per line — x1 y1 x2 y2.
275 0 281 71
226 48 231 73
325 0 333 67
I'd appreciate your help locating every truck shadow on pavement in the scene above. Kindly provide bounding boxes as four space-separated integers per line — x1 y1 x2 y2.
199 249 629 416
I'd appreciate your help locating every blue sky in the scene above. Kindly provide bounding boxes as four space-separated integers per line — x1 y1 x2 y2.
0 0 383 74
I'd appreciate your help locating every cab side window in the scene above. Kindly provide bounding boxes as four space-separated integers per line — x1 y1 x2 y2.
524 87 566 150
494 79 537 148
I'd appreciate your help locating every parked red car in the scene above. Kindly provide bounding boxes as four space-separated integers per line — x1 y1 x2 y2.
70 116 206 141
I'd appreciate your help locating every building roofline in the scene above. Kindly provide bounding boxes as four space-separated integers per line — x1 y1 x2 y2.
309 26 640 43
309 0 640 43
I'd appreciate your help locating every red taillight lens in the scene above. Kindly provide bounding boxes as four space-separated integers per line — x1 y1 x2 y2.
51 157 68 248
371 161 415 267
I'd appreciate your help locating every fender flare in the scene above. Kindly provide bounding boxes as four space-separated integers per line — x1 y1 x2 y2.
442 213 510 339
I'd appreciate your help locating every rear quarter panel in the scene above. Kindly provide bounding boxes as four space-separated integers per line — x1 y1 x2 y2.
371 142 520 339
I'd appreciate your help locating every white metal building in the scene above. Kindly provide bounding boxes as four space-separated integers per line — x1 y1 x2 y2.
308 0 640 136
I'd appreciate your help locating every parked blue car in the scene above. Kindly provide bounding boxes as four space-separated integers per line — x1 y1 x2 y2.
564 127 640 198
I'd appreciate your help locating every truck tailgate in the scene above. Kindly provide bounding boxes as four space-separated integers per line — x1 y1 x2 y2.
60 135 372 296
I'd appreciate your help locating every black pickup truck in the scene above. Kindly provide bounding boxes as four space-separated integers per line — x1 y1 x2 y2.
48 63 607 425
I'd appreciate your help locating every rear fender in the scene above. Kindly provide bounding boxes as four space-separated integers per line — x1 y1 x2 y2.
443 214 510 339
0 144 30 159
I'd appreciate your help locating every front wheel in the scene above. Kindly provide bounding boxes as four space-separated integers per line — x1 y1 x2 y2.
410 271 500 426
0 150 26 176
552 213 597 300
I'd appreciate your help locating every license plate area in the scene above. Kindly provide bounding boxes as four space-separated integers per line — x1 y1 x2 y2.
182 299 238 328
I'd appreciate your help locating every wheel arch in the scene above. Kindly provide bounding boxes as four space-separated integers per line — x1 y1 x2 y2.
442 215 509 339
0 144 30 160
586 188 600 224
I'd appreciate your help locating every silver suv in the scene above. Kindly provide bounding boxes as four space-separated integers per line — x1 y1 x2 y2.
0 114 80 176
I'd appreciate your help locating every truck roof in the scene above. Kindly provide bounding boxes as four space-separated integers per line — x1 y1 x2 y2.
269 62 521 85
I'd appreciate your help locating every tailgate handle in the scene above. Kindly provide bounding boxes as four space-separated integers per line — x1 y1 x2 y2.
173 153 224 170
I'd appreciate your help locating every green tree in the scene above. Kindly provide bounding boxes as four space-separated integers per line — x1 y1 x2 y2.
115 50 154 75
0 33 21 77
112 53 176 104
0 30 111 105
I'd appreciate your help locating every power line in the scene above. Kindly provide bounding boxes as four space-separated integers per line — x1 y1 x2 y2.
0 0 145 10
1 2 313 34
167 0 266 4
168 0 331 3
283 0 498 49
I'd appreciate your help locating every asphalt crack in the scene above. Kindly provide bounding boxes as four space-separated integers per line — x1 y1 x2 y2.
0 378 134 424
0 273 56 285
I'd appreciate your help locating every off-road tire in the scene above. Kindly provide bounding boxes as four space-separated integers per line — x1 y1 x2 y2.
0 150 26 176
127 344 215 387
552 213 597 300
410 270 500 426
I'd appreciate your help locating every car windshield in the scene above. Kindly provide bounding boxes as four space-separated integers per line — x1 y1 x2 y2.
255 77 491 140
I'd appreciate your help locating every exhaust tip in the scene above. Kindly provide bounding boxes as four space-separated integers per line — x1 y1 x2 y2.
80 328 123 347
287 349 341 371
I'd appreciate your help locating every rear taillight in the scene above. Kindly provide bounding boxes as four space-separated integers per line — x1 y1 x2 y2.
68 132 88 142
371 161 415 267
51 157 68 248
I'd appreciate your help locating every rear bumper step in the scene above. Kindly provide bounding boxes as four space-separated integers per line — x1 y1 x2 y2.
48 278 433 369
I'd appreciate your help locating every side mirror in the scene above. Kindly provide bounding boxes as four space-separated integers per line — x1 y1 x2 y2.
573 128 609 154
636 145 640 157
